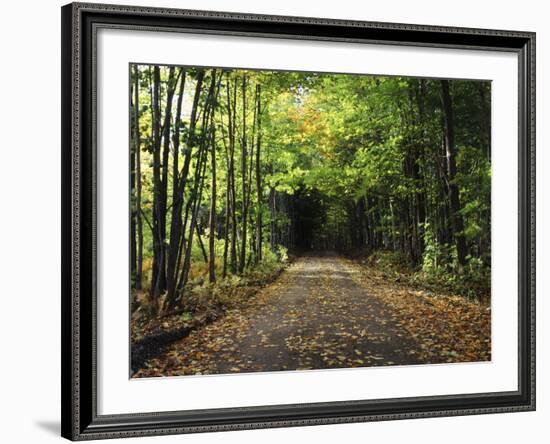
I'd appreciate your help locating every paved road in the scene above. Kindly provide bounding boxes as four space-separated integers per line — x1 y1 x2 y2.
140 255 428 376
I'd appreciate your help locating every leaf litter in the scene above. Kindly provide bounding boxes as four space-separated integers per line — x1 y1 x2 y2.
134 255 490 378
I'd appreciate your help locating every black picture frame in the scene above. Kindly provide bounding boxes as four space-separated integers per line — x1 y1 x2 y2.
61 2 536 440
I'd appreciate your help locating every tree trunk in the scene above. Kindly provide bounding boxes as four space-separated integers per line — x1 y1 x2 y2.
151 66 163 301
255 84 263 263
478 82 491 160
157 67 177 292
208 110 217 283
440 80 467 269
174 71 205 272
165 69 186 305
269 186 276 251
133 65 143 290
228 78 238 274
222 150 231 278
178 70 219 291
130 70 137 288
195 223 208 263
179 139 209 291
220 98 231 278
239 75 248 273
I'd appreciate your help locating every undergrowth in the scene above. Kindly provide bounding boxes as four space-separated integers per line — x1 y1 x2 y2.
363 249 490 302
131 244 290 341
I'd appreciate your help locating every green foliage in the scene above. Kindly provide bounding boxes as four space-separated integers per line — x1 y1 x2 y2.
130 64 491 312
366 250 412 274
366 247 489 300
275 244 289 263
182 243 289 313
421 224 450 273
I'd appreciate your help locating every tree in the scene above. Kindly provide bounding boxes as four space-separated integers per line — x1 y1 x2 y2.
208 84 218 283
440 79 467 269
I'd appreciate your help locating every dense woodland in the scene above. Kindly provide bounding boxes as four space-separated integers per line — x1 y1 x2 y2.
130 64 491 317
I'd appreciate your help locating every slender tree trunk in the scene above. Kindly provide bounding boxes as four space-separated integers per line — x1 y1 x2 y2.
254 85 263 263
220 87 231 279
440 80 467 269
157 67 177 293
165 71 205 308
389 199 397 250
477 82 491 264
435 139 452 249
246 87 256 261
222 150 231 278
195 223 208 263
179 70 219 291
414 81 428 265
229 167 237 274
239 75 248 273
133 65 143 290
478 82 491 160
363 197 371 251
130 70 137 287
179 139 209 290
165 69 186 305
228 79 238 274
208 110 217 282
151 67 178 302
269 186 276 251
151 66 163 301
174 199 193 294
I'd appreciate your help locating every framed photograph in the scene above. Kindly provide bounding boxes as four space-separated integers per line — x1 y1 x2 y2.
61 2 535 440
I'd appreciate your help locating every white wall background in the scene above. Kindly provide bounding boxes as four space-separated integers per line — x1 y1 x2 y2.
0 0 545 443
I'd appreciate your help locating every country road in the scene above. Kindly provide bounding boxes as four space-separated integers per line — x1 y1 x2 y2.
134 255 491 377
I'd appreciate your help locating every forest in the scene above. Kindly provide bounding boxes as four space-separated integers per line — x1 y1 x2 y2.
130 64 491 377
